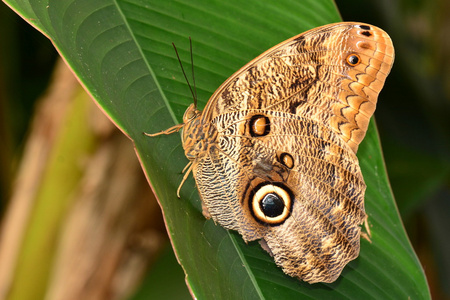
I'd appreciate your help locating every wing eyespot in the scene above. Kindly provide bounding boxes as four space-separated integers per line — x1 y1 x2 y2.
249 183 293 225
278 152 294 169
249 115 270 137
360 31 372 37
357 24 371 30
346 54 361 67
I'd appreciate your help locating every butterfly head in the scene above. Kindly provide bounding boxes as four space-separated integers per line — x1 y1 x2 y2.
183 103 201 124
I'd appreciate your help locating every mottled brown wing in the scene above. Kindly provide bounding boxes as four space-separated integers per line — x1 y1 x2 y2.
191 22 394 283
202 22 394 153
196 108 367 283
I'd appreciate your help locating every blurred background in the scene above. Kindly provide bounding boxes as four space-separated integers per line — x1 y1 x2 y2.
0 0 448 299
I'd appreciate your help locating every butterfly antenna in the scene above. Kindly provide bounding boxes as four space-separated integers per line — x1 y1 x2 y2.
189 37 198 108
172 42 197 109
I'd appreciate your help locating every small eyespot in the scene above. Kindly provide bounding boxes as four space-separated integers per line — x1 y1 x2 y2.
279 153 294 169
249 115 270 137
357 41 371 49
361 31 372 37
357 25 371 30
250 183 292 225
346 54 361 66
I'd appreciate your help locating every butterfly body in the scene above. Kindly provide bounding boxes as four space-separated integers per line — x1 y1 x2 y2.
160 22 394 283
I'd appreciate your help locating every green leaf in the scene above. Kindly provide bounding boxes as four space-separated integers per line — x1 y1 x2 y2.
130 243 192 300
5 0 430 298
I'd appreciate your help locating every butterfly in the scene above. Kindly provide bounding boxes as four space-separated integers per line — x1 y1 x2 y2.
148 22 394 283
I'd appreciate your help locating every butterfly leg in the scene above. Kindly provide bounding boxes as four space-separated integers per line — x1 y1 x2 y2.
177 161 194 198
361 215 372 243
181 160 193 174
144 123 184 137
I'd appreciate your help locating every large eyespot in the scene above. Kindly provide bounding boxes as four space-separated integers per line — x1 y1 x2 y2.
249 115 270 137
250 183 292 225
346 54 361 66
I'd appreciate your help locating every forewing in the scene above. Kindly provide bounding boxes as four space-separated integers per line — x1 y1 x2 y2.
202 22 394 153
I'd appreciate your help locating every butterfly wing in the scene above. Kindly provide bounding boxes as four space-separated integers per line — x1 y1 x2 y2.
191 22 394 283
202 22 394 153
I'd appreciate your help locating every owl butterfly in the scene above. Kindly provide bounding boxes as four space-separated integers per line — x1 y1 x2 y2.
148 22 394 283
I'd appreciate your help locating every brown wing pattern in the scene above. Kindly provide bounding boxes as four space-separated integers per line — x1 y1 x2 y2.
183 22 394 283
202 22 394 153
195 109 367 283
